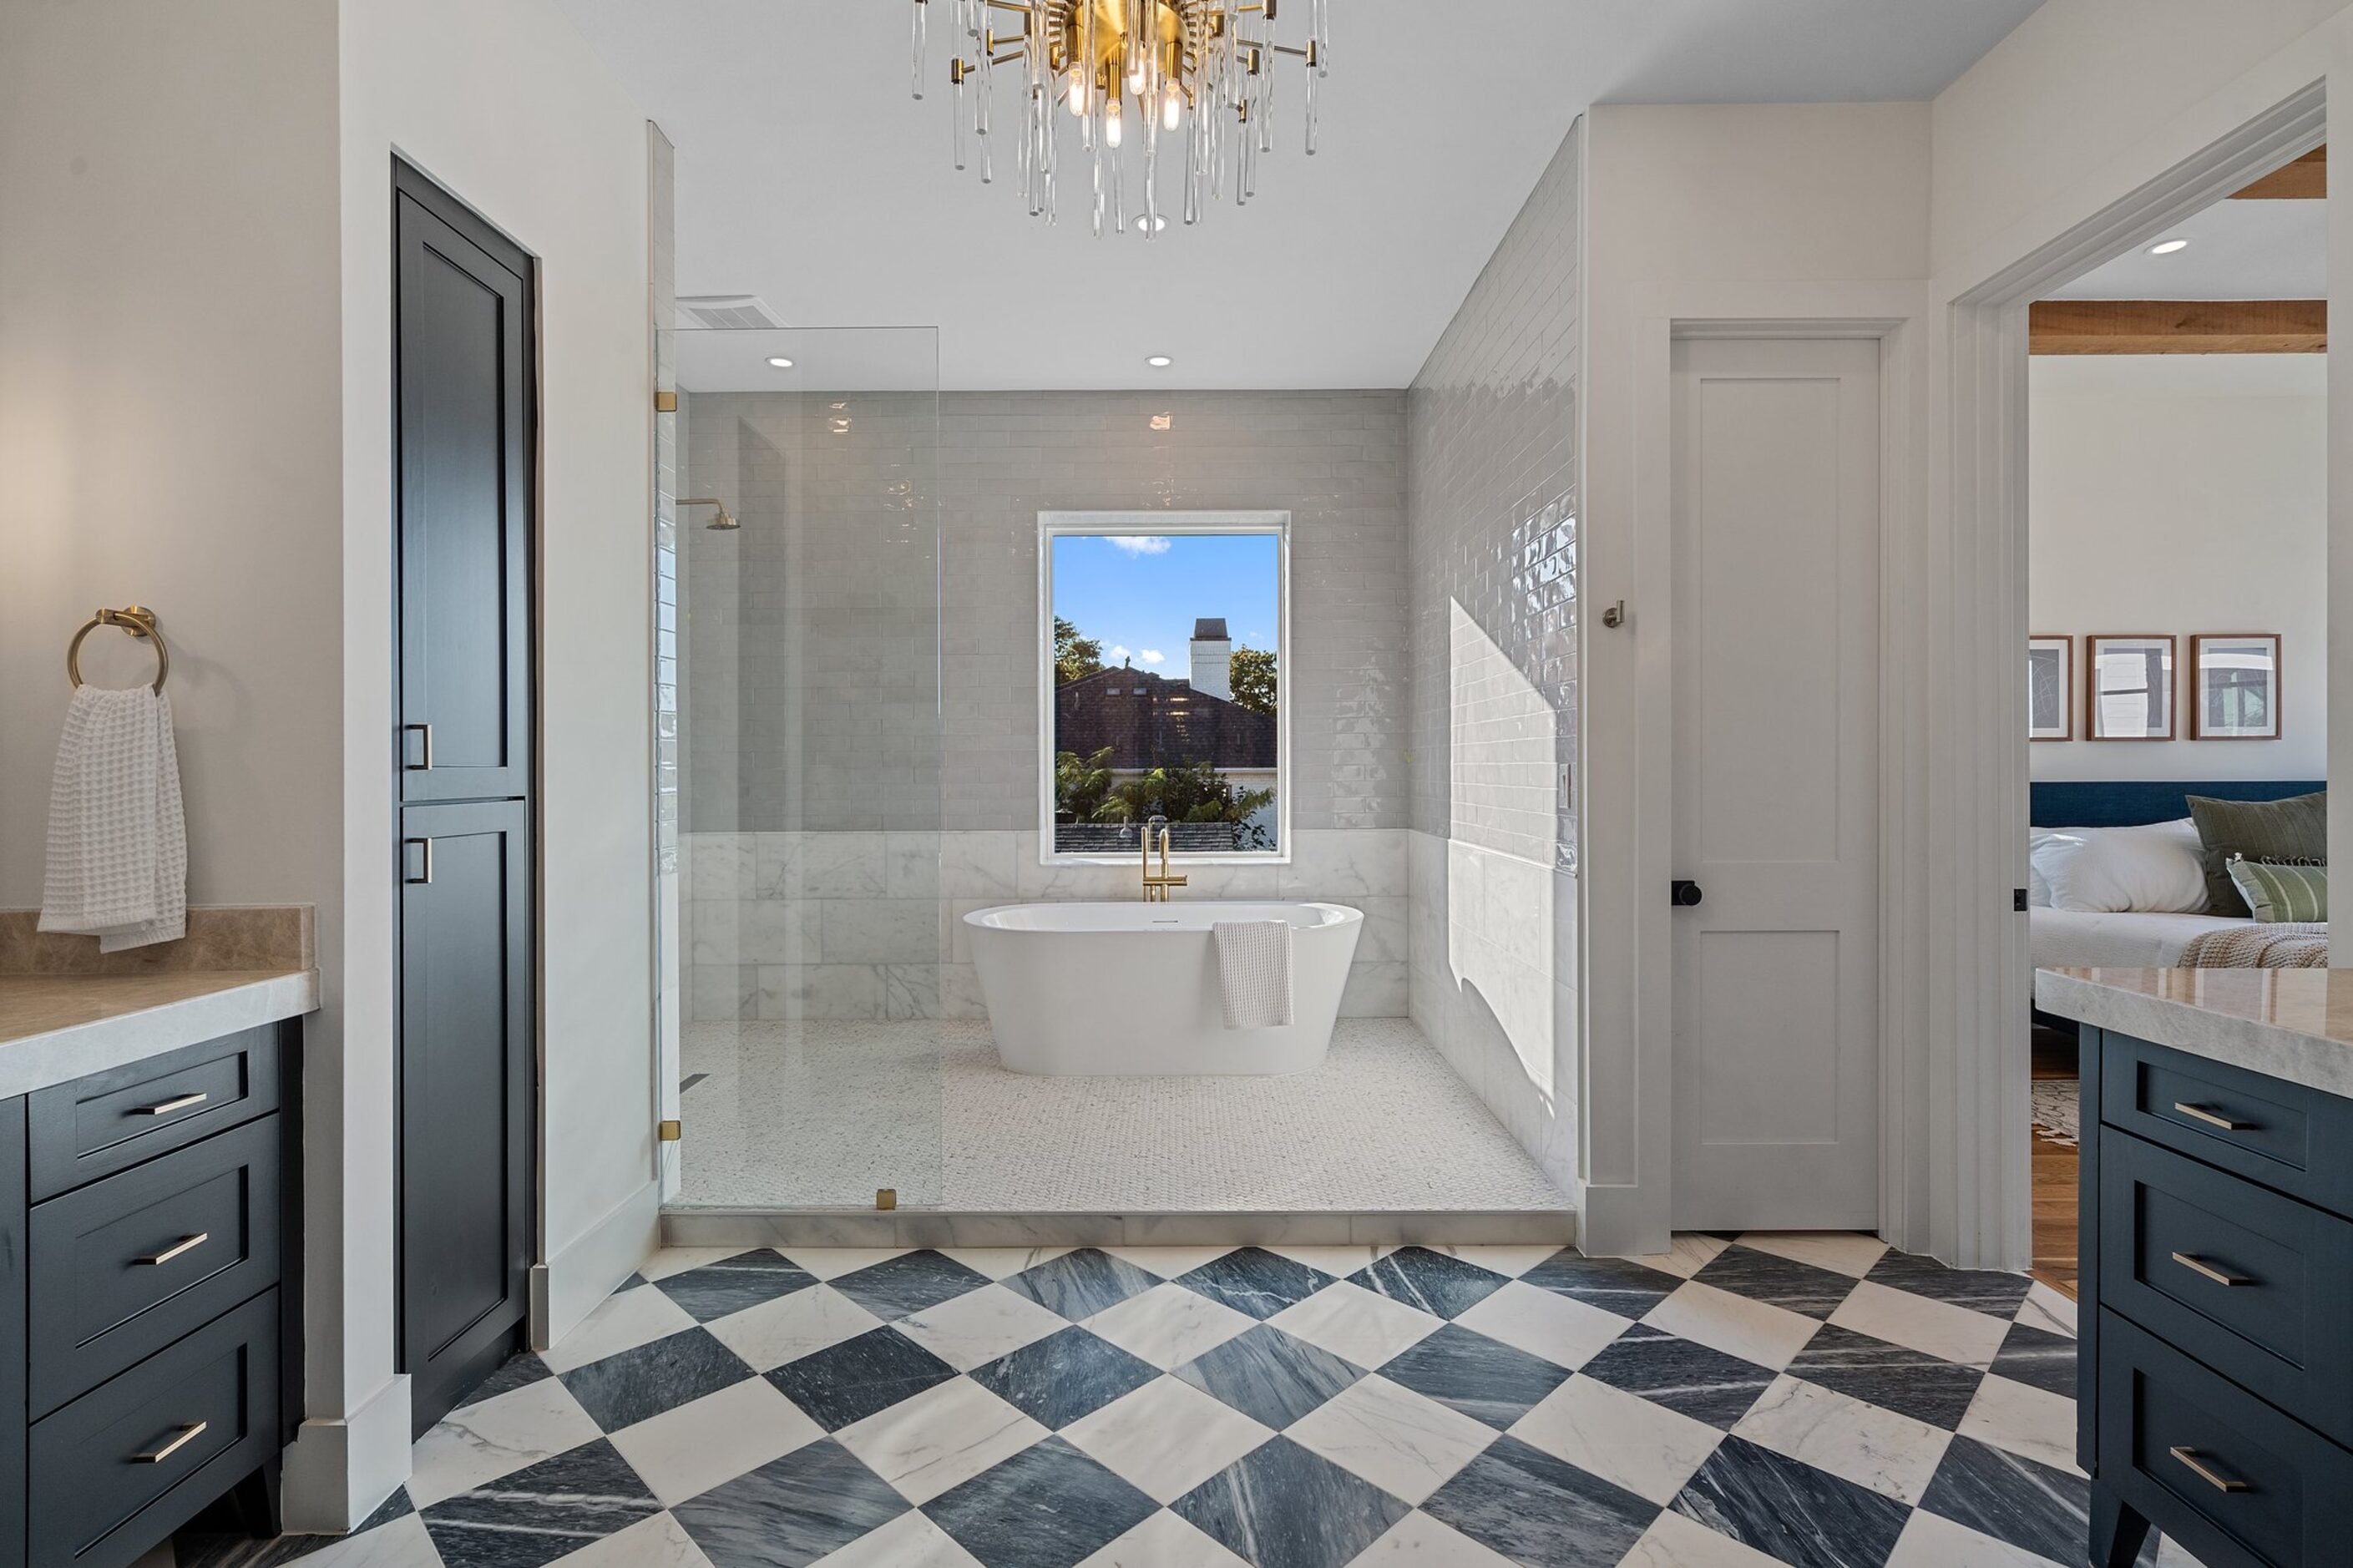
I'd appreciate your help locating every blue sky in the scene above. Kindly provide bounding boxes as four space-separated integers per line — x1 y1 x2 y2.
1051 533 1279 676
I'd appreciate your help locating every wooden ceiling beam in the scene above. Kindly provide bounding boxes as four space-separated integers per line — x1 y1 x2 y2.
2029 298 2326 355
2231 145 2325 200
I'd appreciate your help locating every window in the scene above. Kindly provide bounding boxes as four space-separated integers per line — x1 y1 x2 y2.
1040 512 1288 860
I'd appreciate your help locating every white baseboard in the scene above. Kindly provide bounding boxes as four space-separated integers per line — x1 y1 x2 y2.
536 1177 661 1348
280 1373 412 1534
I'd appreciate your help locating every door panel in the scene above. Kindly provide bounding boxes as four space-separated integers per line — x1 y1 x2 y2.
392 160 535 1438
1671 336 1880 1231
399 800 531 1434
396 184 531 804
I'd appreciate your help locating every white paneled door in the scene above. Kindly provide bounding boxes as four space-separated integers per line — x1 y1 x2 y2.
1669 336 1880 1232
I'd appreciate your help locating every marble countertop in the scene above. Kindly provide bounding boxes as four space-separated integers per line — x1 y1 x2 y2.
2035 967 2353 1099
0 969 317 1099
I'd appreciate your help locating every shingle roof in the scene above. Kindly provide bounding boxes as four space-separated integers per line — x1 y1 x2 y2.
1055 667 1275 771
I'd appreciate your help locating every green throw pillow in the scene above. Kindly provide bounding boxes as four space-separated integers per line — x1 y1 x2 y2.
2187 792 2327 916
2226 858 2328 923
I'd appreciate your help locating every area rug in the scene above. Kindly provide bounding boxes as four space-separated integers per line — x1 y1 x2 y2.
2031 1080 2079 1148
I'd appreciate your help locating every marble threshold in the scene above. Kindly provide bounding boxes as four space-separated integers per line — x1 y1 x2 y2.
662 1207 1581 1250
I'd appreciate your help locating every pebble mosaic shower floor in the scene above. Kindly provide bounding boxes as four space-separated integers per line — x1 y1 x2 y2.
672 1019 1571 1212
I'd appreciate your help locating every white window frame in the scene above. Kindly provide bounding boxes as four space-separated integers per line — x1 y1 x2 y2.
1037 510 1292 865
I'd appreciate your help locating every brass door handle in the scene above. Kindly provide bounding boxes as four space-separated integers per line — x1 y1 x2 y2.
135 1232 210 1267
402 722 434 770
132 1421 208 1464
2172 1101 2252 1131
2168 1446 2250 1493
132 1091 208 1117
2172 1252 2254 1287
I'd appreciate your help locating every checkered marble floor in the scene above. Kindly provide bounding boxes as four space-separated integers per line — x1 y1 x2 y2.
183 1234 2210 1568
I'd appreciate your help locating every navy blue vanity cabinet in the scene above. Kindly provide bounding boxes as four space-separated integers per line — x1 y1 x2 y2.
0 1019 301 1568
2082 1027 2353 1567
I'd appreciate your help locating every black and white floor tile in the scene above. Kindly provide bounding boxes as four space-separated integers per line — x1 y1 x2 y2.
175 1234 2209 1568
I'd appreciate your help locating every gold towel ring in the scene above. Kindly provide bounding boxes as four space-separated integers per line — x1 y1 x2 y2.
67 606 169 694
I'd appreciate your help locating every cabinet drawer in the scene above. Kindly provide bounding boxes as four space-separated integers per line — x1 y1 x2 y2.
29 1116 281 1417
30 1024 281 1200
29 1289 279 1568
2101 1034 2353 1215
2099 1132 2353 1447
2097 1310 2353 1568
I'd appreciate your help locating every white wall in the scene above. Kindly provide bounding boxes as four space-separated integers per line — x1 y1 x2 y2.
1578 101 1931 1254
4 0 657 1533
2029 354 2327 782
325 0 655 1528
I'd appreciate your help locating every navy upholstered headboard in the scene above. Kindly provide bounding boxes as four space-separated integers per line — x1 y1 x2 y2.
2029 779 2326 828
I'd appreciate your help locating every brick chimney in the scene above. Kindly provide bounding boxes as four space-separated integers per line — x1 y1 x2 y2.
1189 617 1232 700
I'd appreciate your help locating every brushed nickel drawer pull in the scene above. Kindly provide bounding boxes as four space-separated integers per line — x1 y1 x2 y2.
2172 1101 2252 1131
132 1421 207 1464
2169 1445 2250 1494
132 1091 209 1117
2172 1251 2253 1287
135 1232 210 1267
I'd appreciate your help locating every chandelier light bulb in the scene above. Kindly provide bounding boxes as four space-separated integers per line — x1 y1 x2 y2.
917 0 1329 235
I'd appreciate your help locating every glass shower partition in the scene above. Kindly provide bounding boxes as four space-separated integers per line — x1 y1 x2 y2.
663 326 944 1211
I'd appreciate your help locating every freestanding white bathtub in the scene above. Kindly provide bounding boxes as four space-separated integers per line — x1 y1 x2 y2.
964 902 1362 1075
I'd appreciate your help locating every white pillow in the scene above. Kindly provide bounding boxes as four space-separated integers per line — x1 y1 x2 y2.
2027 828 2058 907
2030 818 2209 914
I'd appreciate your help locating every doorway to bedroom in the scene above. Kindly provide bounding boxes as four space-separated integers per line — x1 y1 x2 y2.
2023 147 2327 1297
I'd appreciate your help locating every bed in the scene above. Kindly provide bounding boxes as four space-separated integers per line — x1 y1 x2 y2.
2028 779 2326 1029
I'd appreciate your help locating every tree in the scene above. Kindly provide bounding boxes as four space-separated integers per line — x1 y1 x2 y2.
1229 645 1278 716
1107 759 1277 851
1054 747 1117 822
1055 617 1105 686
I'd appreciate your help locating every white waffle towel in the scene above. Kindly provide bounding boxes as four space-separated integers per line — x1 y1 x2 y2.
39 685 187 952
1212 919 1293 1029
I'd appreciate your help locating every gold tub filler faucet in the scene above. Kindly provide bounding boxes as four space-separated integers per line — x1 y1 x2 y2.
1140 815 1187 903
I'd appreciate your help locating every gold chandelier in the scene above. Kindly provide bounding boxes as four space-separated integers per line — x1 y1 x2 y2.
912 0 1328 235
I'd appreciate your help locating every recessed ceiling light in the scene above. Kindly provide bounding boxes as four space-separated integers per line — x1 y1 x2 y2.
2148 238 2190 255
1131 214 1170 234
1146 355 1173 368
767 356 795 368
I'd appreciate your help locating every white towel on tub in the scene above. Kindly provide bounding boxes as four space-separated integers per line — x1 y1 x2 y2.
39 685 187 952
1212 919 1293 1029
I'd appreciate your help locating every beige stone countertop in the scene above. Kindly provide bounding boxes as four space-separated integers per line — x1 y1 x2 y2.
0 969 317 1097
2035 966 2353 1099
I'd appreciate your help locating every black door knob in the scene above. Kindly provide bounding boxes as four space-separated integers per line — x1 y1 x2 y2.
1671 879 1703 908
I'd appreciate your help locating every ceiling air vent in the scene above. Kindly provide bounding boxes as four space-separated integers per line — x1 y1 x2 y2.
677 294 787 331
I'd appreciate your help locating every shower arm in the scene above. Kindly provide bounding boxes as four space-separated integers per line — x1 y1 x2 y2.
680 498 739 531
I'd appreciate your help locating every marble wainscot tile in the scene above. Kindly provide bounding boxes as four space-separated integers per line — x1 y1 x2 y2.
1339 961 1410 1019
755 964 886 1021
1343 897 1410 962
883 832 944 898
758 832 886 899
819 901 940 964
0 903 312 974
939 832 1018 900
1278 828 1409 898
686 832 755 901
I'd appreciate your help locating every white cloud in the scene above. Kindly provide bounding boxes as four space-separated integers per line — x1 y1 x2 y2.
1108 645 1131 663
1137 650 1166 665
1109 535 1172 556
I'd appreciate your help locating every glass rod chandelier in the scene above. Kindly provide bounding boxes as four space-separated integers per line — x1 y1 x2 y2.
911 0 1328 236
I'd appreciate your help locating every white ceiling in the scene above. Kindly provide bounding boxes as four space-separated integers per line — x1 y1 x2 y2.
558 0 2045 390
2048 195 2325 301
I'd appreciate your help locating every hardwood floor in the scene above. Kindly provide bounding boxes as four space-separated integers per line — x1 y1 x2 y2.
2030 1028 2079 1299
